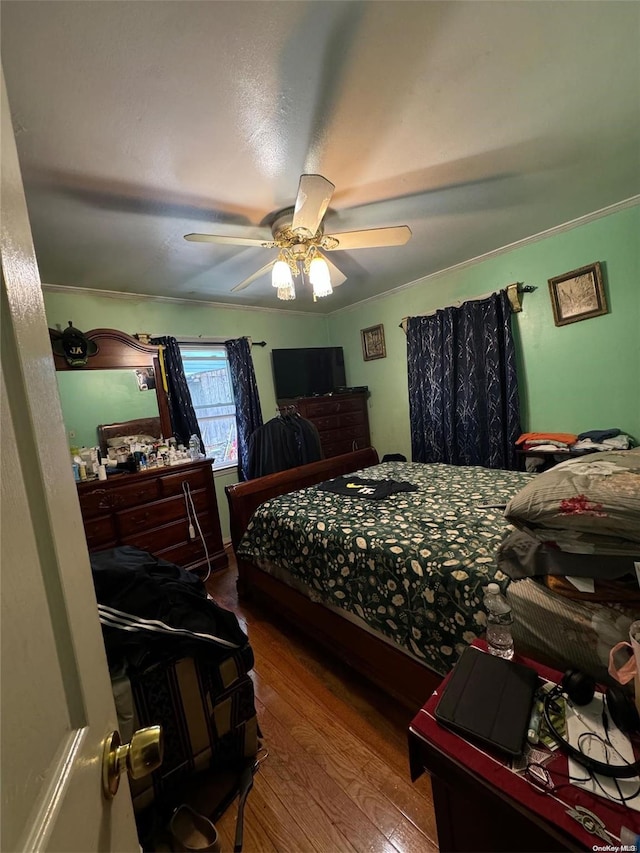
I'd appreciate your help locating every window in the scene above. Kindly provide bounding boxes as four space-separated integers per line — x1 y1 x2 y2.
179 344 237 470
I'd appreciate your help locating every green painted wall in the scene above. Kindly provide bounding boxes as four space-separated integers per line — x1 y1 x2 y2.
44 205 639 539
327 205 640 462
44 290 330 539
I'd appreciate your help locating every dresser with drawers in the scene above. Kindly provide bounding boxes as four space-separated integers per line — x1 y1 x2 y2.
277 392 371 459
77 459 227 574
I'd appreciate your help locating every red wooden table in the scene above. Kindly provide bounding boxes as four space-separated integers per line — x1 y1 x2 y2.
409 642 640 852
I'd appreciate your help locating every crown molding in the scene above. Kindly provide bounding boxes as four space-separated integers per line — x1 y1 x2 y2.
42 196 638 318
40 283 320 317
328 195 640 316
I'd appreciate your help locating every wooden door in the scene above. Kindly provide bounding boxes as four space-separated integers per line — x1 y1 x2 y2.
1 72 140 852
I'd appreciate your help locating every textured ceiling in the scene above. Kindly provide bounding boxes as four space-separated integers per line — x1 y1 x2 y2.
2 1 639 313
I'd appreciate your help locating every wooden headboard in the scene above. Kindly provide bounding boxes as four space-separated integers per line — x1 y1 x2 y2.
97 416 162 455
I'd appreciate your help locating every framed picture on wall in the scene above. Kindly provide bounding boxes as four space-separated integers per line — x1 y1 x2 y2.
135 367 156 391
361 324 386 361
548 262 607 326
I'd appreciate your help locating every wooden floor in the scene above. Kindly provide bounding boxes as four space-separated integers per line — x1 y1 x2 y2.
204 553 439 853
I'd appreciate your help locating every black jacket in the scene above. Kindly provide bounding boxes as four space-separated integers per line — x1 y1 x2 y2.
246 414 322 479
90 546 250 672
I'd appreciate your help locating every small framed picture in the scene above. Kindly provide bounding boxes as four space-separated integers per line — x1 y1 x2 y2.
135 367 156 391
548 262 607 327
361 324 386 361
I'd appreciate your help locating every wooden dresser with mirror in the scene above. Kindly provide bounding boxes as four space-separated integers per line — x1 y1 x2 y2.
50 327 227 575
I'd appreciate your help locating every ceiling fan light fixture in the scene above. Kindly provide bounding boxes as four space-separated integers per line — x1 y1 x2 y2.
185 173 411 301
277 281 296 301
309 256 332 298
272 259 293 289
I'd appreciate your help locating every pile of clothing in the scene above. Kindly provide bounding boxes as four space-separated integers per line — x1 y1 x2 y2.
517 429 634 454
516 430 634 472
572 429 634 452
516 431 579 454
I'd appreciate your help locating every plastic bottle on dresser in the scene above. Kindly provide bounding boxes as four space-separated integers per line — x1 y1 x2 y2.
483 582 514 660
188 434 202 460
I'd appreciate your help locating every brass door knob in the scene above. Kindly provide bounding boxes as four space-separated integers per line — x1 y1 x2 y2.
102 725 163 799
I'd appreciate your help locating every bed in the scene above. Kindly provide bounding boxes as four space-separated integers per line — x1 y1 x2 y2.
226 448 637 709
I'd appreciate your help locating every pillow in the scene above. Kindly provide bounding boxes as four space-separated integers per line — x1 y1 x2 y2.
106 433 158 448
504 447 640 555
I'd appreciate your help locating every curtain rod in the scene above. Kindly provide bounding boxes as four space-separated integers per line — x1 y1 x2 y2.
399 283 536 330
136 334 267 347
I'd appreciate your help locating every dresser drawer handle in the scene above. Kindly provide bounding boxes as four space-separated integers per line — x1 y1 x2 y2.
95 491 125 511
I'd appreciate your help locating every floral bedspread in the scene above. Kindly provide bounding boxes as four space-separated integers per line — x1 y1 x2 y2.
237 461 533 675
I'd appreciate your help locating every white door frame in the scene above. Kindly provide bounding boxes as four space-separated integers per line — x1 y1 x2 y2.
1 69 140 852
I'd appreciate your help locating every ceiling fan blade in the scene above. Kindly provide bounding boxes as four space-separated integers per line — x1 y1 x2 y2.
321 252 347 288
324 225 412 251
291 174 335 238
230 260 276 293
185 232 275 248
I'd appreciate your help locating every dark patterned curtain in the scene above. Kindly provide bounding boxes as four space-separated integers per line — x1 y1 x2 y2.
225 338 263 481
407 290 520 470
150 336 203 448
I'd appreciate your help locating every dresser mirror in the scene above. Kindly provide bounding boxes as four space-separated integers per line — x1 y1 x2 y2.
49 327 172 448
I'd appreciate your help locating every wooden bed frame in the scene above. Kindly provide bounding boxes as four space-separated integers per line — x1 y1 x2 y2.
97 416 162 456
225 448 442 710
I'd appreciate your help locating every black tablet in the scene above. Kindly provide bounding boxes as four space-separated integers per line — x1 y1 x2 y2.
435 646 539 757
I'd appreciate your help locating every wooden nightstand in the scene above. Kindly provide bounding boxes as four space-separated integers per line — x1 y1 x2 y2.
408 642 640 852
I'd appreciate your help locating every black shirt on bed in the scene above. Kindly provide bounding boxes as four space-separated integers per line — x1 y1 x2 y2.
316 476 418 500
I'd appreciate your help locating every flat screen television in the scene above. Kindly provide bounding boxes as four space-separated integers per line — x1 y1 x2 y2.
272 347 346 399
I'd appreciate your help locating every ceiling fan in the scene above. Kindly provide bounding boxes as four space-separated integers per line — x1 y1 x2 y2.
184 174 412 300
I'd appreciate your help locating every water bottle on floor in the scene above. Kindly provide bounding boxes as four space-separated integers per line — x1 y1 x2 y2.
483 583 514 660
